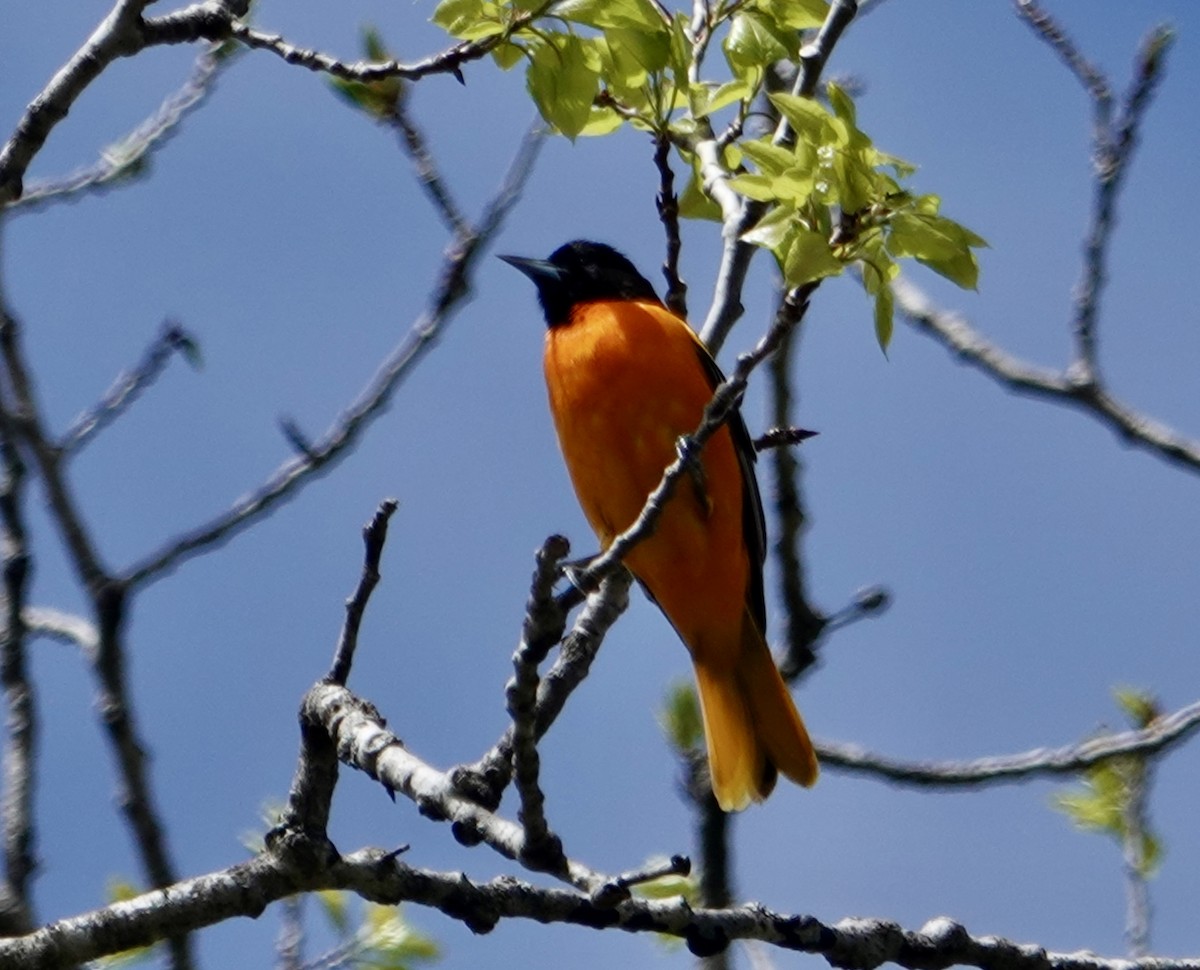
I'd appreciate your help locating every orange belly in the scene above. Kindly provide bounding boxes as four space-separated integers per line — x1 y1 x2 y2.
543 299 749 657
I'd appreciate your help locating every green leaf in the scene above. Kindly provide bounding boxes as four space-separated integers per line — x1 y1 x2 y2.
727 172 779 202
678 171 721 221
740 202 795 252
360 904 440 967
551 0 665 32
887 213 983 290
327 26 404 120
576 105 624 136
725 11 797 78
1114 687 1159 729
782 228 844 287
750 0 828 29
526 34 599 139
659 681 703 752
767 92 832 144
491 40 526 69
318 890 353 938
432 0 506 40
873 283 894 354
738 137 796 177
826 80 856 128
693 77 752 118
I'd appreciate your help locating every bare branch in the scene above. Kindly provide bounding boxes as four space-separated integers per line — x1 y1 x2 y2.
301 681 606 892
766 317 826 682
1012 1 1112 123
818 697 1200 788
507 536 570 872
453 570 633 810
386 101 469 236
122 124 544 589
218 19 517 85
11 44 229 213
5 845 1200 970
893 275 1200 475
0 0 159 204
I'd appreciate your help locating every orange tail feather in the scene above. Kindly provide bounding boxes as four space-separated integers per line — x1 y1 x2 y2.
692 614 818 812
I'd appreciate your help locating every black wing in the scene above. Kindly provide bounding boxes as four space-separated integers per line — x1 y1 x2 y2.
692 342 769 634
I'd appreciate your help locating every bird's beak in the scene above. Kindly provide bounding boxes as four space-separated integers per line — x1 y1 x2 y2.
498 254 565 286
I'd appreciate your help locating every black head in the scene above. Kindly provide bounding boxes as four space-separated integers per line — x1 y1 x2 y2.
500 240 661 327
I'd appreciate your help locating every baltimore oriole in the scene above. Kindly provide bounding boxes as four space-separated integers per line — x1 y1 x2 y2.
502 240 818 811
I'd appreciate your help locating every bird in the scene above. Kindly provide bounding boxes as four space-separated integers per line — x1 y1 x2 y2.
501 239 818 811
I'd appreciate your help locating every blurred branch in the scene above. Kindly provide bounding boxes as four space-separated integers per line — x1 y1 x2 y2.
893 275 1200 476
61 321 201 456
0 425 35 935
0 0 160 204
766 316 826 682
7 846 1200 970
11 44 229 213
0 251 193 970
122 123 544 589
21 607 98 658
388 100 469 236
818 697 1200 787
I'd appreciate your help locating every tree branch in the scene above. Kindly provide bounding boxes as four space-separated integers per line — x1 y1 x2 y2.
121 123 544 589
818 697 1200 788
10 44 230 213
893 275 1200 475
5 846 1200 970
60 321 200 457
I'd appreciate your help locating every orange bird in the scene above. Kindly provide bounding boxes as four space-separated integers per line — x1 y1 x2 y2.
502 240 818 811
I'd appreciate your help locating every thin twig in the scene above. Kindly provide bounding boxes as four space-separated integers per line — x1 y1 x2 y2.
327 499 399 687
20 607 99 658
388 102 468 236
818 696 1200 788
121 123 544 589
61 321 200 456
653 134 688 318
218 19 518 84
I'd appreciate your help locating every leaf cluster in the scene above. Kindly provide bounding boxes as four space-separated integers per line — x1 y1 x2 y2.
422 0 984 351
1053 688 1164 879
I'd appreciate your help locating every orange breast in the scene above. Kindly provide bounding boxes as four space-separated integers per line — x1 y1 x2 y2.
543 300 750 655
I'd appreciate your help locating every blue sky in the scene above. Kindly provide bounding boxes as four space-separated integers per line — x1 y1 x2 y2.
3 1 1200 967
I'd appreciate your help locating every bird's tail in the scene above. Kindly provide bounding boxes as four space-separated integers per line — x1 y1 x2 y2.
692 613 818 812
